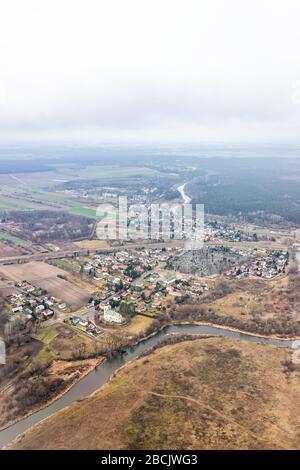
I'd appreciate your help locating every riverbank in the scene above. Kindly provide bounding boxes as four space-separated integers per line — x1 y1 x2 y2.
173 320 300 342
1 319 297 435
0 357 102 432
6 335 300 450
0 321 300 431
177 182 191 203
1 318 297 449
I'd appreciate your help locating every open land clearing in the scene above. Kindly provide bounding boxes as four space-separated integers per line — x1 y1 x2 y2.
61 165 164 180
0 233 31 248
0 283 18 297
8 337 300 450
0 261 69 283
0 171 78 189
0 241 22 257
33 278 90 310
0 261 90 310
204 274 300 324
74 239 110 249
68 207 96 217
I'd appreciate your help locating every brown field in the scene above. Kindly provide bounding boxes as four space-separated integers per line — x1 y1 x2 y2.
0 261 68 282
8 337 300 450
34 277 90 310
205 274 300 325
74 239 109 249
0 261 90 310
0 242 21 257
0 171 78 187
0 283 18 297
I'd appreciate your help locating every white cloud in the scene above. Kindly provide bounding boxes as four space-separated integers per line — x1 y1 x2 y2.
0 0 300 143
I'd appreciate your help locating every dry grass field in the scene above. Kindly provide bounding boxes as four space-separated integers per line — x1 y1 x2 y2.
9 337 300 450
74 239 109 249
0 261 67 282
205 274 300 325
120 315 154 336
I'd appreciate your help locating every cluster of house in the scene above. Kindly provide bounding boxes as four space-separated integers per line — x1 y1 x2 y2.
227 249 288 279
70 315 102 336
92 269 208 324
73 247 209 325
7 281 56 321
62 185 150 206
204 221 258 243
81 249 159 298
81 247 177 295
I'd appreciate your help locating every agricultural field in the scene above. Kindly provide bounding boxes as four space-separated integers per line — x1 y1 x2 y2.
49 258 81 274
0 282 18 297
9 336 300 450
0 189 75 212
0 241 22 257
59 165 164 181
0 196 41 211
0 232 31 248
0 261 68 283
0 171 78 189
74 239 109 249
0 261 91 310
68 207 97 217
34 277 90 311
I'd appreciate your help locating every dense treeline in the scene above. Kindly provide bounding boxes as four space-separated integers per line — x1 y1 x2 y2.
0 210 94 242
0 160 51 174
170 303 300 337
187 158 300 226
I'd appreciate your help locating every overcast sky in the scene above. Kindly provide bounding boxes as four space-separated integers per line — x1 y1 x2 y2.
0 0 300 145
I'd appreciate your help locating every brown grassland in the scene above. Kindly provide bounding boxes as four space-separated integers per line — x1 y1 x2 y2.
8 337 300 450
74 240 109 249
205 274 300 324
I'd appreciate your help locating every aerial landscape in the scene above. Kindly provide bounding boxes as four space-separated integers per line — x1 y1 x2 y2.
0 149 299 451
0 0 300 461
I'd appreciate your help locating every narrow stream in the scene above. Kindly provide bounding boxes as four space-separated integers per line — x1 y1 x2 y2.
0 323 293 448
177 183 191 203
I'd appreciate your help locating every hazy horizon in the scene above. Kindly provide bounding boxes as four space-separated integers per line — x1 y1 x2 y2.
0 0 300 146
0 142 300 161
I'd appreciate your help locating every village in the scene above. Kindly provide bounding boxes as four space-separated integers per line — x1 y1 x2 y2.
225 248 288 279
2 246 209 338
58 245 211 336
2 236 289 342
0 206 292 343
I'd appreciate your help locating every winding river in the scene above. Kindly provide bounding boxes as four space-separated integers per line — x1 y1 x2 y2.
0 323 293 448
177 183 191 203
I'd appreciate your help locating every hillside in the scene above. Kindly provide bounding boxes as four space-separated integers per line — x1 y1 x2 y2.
8 337 300 450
